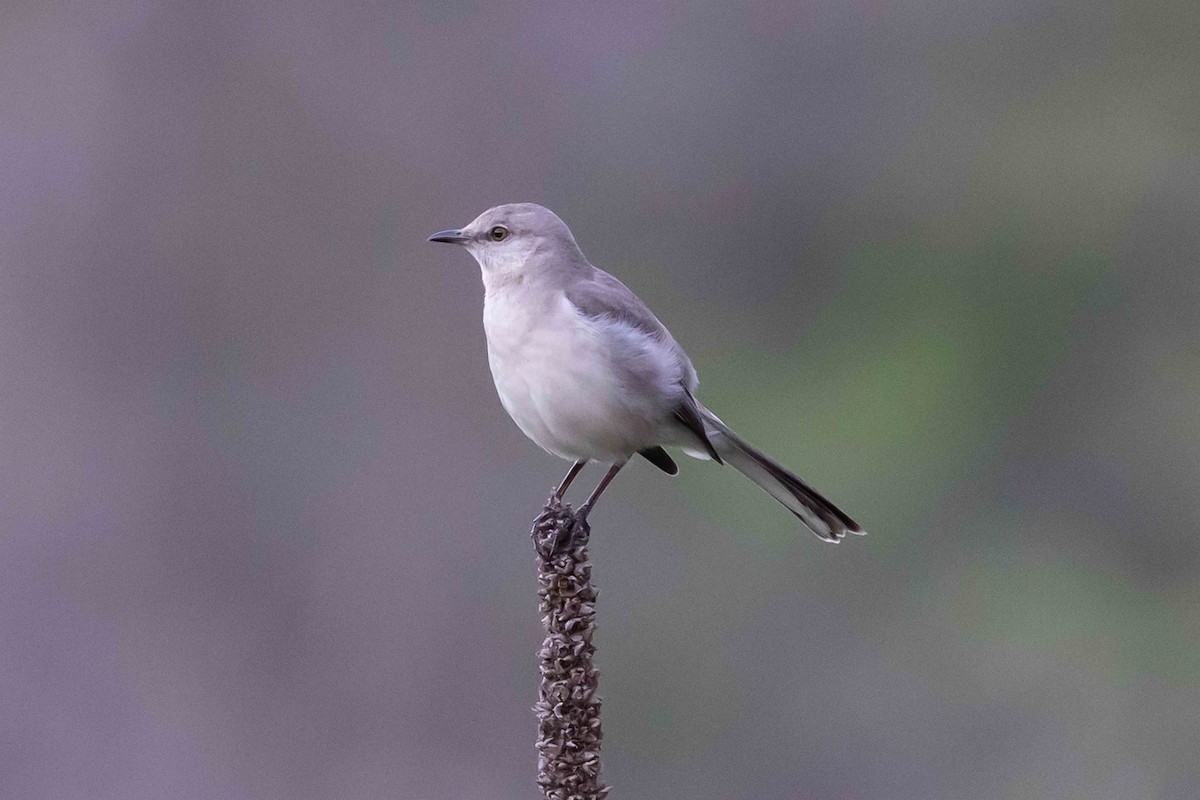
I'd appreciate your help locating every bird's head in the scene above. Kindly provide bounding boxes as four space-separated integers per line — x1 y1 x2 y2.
428 203 586 282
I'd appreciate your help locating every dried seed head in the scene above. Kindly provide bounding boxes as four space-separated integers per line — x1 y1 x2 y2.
531 496 609 800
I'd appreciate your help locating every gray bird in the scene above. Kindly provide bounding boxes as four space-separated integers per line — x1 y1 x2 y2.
428 203 864 541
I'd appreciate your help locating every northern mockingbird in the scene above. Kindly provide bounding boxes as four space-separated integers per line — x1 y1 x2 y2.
429 203 864 542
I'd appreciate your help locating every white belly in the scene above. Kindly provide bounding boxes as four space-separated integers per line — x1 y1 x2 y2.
483 291 668 462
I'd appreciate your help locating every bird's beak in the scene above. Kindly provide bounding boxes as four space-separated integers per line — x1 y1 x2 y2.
427 229 470 244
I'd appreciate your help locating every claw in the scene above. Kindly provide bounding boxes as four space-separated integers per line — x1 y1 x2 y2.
531 491 593 560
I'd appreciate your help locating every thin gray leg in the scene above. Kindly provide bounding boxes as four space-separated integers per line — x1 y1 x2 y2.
577 462 624 521
555 460 588 499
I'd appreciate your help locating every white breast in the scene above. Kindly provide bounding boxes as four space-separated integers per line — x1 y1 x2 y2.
482 288 676 462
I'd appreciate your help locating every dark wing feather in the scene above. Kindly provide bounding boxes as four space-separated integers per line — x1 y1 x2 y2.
674 390 722 463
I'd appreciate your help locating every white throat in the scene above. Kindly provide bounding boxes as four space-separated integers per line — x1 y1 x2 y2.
468 239 541 292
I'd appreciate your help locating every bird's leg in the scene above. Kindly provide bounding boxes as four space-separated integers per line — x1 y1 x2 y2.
576 462 625 522
538 460 590 557
544 461 622 555
554 460 588 500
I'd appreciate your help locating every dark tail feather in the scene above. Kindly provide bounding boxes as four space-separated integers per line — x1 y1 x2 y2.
701 410 865 543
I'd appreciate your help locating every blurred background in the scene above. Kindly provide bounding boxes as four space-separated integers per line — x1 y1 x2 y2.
2 1 1198 798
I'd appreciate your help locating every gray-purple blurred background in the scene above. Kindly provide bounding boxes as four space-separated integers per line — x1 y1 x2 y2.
2 1 1198 798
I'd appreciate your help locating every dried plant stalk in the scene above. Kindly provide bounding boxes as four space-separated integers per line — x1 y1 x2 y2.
531 496 610 800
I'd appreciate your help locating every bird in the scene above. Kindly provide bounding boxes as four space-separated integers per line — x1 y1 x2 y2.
428 203 864 542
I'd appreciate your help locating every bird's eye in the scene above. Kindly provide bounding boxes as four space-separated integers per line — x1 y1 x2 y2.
488 226 509 242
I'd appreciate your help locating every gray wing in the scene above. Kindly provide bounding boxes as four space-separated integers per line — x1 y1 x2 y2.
565 268 699 391
566 269 720 460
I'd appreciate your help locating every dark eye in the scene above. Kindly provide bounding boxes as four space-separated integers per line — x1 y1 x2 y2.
488 226 509 242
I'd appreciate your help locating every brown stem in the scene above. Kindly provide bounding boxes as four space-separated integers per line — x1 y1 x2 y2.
531 496 610 800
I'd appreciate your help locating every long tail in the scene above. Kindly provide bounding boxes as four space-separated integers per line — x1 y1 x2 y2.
700 408 866 543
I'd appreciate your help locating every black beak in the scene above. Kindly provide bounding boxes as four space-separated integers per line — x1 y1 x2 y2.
427 229 470 244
